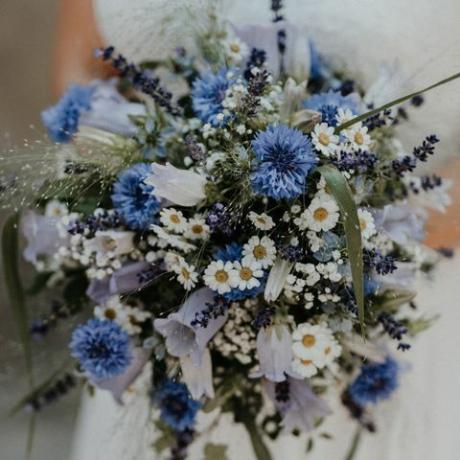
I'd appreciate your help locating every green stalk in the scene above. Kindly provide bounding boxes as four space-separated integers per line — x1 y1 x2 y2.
336 70 460 133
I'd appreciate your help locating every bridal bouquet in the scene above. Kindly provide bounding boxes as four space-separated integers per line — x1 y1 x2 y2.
2 2 454 459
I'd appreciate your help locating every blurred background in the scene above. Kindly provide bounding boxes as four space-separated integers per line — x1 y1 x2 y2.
0 2 79 460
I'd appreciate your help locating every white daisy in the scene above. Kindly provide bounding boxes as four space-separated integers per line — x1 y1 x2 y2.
292 357 318 378
292 322 341 370
311 123 339 157
292 323 331 367
345 124 372 150
184 215 210 240
232 257 264 290
175 260 198 290
242 236 277 268
164 251 185 272
358 208 377 239
94 296 126 322
335 108 355 126
223 36 249 64
45 200 68 218
203 260 238 294
160 208 188 233
294 193 340 232
248 211 275 231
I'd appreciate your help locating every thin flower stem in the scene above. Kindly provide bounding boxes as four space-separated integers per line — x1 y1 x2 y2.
344 427 362 460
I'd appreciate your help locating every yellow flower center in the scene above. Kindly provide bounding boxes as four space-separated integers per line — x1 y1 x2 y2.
239 267 253 281
302 334 316 348
104 309 117 320
253 244 267 260
191 224 203 234
181 267 190 280
325 346 332 355
256 217 267 225
170 214 181 224
313 207 329 222
354 131 364 145
230 43 241 53
215 270 229 283
359 218 367 231
301 359 313 365
318 132 330 146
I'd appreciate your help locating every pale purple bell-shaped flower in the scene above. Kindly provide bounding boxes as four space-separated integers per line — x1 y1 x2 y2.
154 288 227 365
21 210 67 265
264 377 331 432
144 163 207 207
79 79 146 136
373 203 426 246
251 324 295 382
180 348 214 399
86 261 154 304
93 347 150 403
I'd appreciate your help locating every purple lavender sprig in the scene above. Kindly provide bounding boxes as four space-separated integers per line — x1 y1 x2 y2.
95 46 182 116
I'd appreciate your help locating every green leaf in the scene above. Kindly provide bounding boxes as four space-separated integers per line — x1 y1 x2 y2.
202 380 239 413
336 70 460 133
25 271 53 296
242 418 273 460
203 443 229 460
377 289 416 312
2 213 34 386
318 165 365 333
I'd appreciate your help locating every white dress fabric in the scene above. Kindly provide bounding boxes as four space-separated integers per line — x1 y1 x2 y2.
70 1 460 459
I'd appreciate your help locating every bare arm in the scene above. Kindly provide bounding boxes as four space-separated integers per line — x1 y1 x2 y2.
52 0 114 97
425 158 460 249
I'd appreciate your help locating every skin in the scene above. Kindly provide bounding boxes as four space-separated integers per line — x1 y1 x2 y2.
53 0 460 248
52 0 115 98
424 158 460 250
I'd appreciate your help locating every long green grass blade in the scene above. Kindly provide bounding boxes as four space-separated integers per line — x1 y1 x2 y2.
243 418 273 460
2 213 34 385
336 71 460 133
318 165 365 333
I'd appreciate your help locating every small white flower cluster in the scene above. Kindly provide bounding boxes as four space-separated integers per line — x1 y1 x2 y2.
67 229 141 280
283 257 343 309
213 299 257 365
291 322 342 378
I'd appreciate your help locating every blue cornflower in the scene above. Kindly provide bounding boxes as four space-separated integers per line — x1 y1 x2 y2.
348 358 399 406
192 68 234 126
70 319 132 380
41 84 94 143
304 91 360 126
250 125 317 201
213 243 243 262
112 163 161 230
223 278 266 302
155 380 201 431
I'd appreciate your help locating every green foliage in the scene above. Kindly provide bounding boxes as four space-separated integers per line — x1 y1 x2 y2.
203 443 229 460
318 165 365 333
336 71 460 133
242 417 273 460
2 213 33 385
